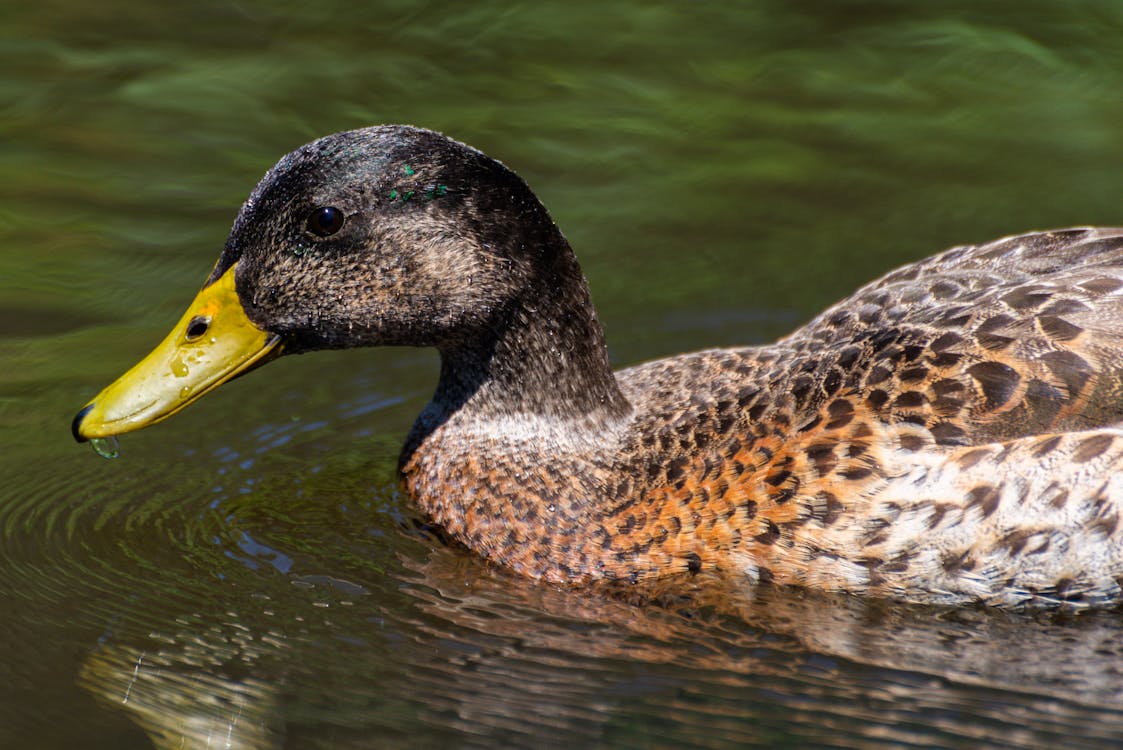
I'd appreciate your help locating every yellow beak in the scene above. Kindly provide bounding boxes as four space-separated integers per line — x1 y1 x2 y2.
72 264 282 441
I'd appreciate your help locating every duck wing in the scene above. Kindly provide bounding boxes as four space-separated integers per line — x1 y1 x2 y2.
603 229 1123 604
783 227 1123 445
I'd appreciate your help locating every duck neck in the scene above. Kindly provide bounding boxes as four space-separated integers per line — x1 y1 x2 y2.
398 236 636 582
429 246 631 432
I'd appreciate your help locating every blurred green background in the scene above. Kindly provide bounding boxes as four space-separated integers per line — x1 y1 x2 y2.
3 2 1123 748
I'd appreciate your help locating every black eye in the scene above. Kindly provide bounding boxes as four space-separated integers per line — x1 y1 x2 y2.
306 206 345 237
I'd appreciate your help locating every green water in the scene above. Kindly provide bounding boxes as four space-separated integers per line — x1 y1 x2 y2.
6 1 1123 747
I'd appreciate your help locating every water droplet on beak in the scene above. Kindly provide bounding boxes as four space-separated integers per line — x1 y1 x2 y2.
90 436 120 460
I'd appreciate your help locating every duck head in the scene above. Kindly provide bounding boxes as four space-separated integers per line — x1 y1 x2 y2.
73 125 600 441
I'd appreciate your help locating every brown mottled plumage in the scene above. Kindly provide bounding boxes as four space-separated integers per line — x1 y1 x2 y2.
75 126 1123 608
403 225 1123 607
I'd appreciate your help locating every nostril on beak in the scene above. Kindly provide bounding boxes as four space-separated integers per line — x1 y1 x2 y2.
185 316 211 341
72 403 94 443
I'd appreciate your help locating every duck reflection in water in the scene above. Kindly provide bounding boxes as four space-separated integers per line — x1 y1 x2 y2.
80 536 1123 749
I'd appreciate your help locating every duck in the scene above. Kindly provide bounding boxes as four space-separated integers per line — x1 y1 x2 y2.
73 125 1123 609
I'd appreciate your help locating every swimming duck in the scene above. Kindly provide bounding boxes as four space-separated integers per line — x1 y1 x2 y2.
74 125 1123 608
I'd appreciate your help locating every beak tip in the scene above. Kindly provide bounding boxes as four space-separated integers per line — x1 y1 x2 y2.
72 403 94 443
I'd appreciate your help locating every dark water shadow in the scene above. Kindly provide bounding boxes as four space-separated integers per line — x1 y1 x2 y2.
77 532 1123 750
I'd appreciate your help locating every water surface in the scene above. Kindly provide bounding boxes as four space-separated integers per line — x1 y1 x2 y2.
5 2 1123 747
